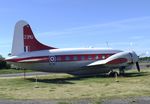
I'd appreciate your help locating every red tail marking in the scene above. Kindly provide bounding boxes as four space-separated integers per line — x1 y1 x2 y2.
23 25 56 52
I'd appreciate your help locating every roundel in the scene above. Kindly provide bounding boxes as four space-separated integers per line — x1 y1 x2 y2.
49 56 56 62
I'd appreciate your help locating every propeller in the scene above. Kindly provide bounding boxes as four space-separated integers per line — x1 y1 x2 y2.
128 51 140 72
136 62 140 72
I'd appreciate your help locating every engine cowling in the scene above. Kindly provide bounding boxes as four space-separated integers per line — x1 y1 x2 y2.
106 51 140 71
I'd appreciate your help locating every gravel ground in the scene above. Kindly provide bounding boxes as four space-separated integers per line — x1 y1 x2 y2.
102 97 150 104
0 97 150 104
0 99 92 104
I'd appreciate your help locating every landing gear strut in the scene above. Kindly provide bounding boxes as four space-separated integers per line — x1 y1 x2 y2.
119 67 125 76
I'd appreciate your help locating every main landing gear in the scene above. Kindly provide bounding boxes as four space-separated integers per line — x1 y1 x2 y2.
108 71 118 77
108 67 126 77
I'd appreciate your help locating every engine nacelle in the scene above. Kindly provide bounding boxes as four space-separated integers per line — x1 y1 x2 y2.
104 51 139 67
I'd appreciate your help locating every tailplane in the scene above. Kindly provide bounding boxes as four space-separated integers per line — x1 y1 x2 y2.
11 20 56 56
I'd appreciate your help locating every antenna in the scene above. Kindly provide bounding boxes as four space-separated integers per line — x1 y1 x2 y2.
106 41 109 48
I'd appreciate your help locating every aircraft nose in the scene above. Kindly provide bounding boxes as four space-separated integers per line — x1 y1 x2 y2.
129 51 139 63
128 51 140 72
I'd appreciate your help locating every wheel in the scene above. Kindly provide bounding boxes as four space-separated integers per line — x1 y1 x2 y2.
108 71 118 77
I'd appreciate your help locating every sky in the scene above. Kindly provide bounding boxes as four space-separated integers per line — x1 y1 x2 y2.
0 0 150 57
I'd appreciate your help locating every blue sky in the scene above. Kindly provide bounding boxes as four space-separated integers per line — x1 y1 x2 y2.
0 0 150 57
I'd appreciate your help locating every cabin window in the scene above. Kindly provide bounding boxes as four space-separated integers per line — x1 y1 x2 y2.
81 56 85 60
102 55 106 59
95 55 99 60
57 56 61 61
88 56 92 60
65 56 70 61
73 56 78 61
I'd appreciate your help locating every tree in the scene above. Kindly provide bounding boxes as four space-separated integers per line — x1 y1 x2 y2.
0 55 4 59
0 55 10 69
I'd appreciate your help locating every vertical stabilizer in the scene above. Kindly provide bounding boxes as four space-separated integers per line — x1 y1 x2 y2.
11 20 56 56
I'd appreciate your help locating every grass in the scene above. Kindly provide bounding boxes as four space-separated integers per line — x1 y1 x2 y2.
0 68 150 103
0 69 33 74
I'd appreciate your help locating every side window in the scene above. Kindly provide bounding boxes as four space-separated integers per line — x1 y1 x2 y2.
95 55 99 60
65 56 70 61
73 56 78 61
88 56 92 60
81 56 85 60
102 55 106 59
57 56 61 61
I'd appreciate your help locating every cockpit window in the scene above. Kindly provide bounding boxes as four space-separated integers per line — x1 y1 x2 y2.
129 53 133 58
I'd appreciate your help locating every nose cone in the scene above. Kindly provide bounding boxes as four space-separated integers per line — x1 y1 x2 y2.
130 51 139 63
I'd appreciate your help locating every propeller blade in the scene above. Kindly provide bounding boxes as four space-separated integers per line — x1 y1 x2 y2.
136 62 140 72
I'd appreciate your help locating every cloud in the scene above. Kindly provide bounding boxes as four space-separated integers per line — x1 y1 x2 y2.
38 16 150 37
37 16 150 56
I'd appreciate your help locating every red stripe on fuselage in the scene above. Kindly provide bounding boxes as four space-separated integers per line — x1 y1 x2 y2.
6 56 49 63
6 53 115 63
56 54 113 62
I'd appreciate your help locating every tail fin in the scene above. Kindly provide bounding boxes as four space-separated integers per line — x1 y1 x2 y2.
11 20 56 56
